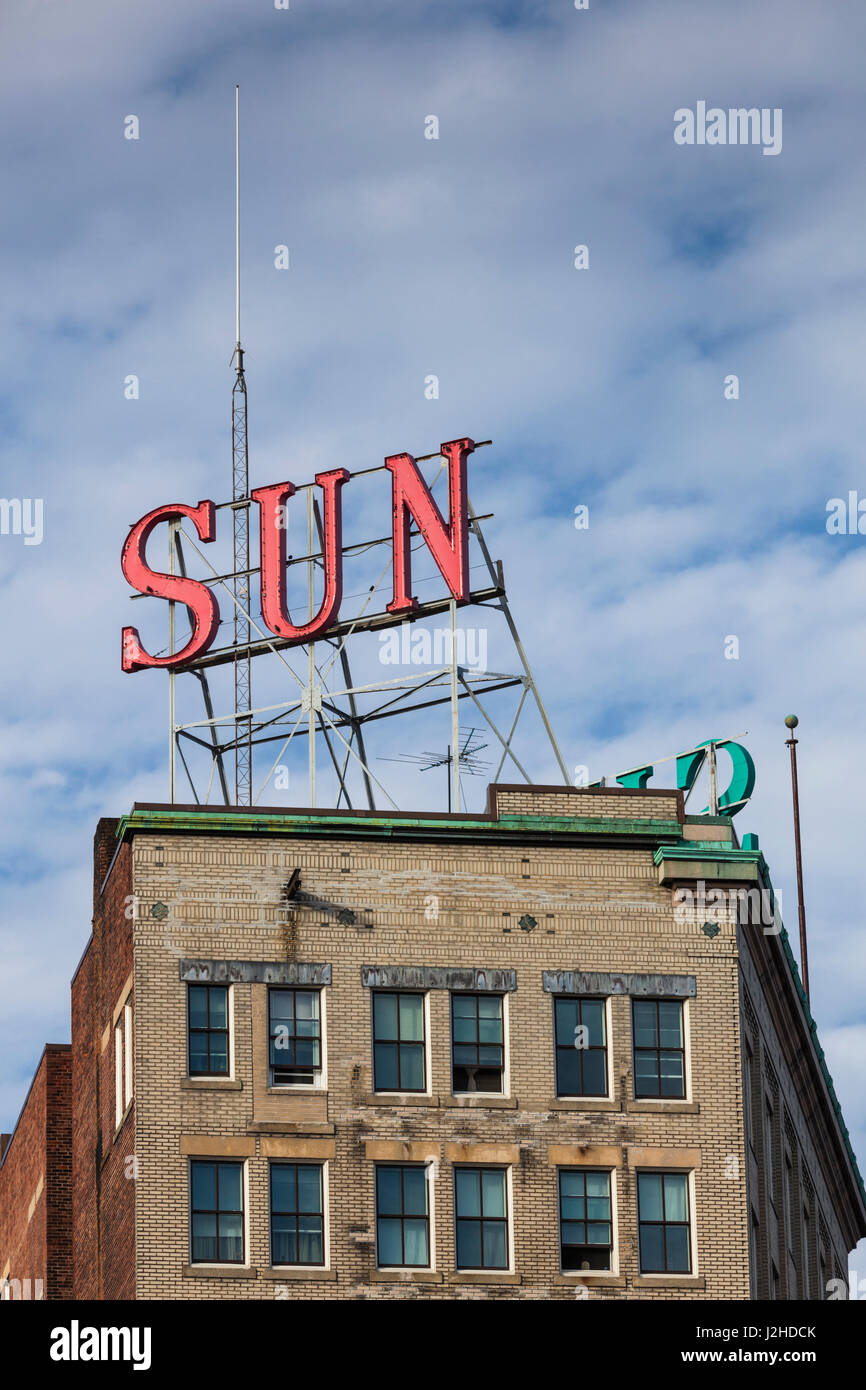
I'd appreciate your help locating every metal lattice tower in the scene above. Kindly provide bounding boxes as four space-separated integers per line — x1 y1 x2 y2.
231 345 252 804
231 86 252 805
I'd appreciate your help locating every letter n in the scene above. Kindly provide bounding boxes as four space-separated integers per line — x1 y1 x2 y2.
386 437 475 613
253 469 350 642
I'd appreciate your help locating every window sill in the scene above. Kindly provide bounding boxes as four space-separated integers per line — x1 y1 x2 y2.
248 1121 335 1135
442 1096 517 1109
182 1265 258 1280
554 1273 625 1288
362 1093 439 1107
448 1272 522 1285
626 1100 699 1113
267 1086 327 1096
548 1098 619 1112
181 1078 242 1091
371 1270 443 1284
261 1267 336 1281
632 1275 705 1290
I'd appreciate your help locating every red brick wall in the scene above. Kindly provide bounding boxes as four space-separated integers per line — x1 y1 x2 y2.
70 818 136 1299
0 1045 72 1300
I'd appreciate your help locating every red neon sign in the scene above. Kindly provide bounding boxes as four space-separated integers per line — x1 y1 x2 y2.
121 438 476 671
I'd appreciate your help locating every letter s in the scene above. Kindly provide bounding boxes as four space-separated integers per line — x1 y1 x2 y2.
121 500 219 671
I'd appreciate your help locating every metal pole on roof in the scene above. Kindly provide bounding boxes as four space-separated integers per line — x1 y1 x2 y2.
784 715 810 1002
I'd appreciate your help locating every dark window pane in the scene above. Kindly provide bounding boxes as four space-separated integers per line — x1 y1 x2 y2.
209 1036 228 1072
582 1000 605 1047
663 1173 688 1221
297 1166 322 1214
586 1222 610 1245
218 1214 243 1262
188 987 209 1029
478 997 501 1021
402 1167 428 1216
556 1050 581 1096
633 1001 658 1047
658 1002 683 1048
373 993 398 1040
659 1053 684 1097
271 1165 296 1214
457 1219 482 1268
478 1017 502 1044
581 1050 606 1096
189 1037 209 1073
377 1218 403 1266
192 1213 217 1263
481 1170 506 1219
638 1172 663 1221
269 990 294 1021
452 995 476 1018
634 1055 659 1096
399 995 424 1041
639 1224 665 1273
191 1162 216 1210
272 1223 297 1266
374 1043 399 1091
209 989 227 1030
297 1218 323 1265
555 998 579 1041
665 1225 690 1272
402 1219 428 1267
453 1019 477 1044
399 1044 424 1091
482 1223 507 1268
455 1169 480 1218
376 1167 403 1216
218 1163 243 1212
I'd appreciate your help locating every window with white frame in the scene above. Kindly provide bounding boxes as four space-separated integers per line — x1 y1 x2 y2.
114 994 133 1128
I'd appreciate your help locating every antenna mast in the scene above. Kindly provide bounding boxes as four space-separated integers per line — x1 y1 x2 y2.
232 85 252 805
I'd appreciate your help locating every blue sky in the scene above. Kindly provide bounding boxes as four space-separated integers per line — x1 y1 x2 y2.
1 0 865 1279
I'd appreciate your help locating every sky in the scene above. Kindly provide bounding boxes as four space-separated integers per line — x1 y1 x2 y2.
0 0 865 1283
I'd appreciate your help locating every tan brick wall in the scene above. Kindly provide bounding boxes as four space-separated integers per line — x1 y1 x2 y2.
130 829 751 1300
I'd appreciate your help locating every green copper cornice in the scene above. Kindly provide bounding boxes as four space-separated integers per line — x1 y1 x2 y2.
116 807 684 844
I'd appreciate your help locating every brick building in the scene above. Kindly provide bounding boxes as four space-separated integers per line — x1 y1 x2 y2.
1 783 863 1299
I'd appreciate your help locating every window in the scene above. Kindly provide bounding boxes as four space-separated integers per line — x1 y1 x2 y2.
801 1201 811 1298
744 1042 755 1150
114 995 133 1127
559 1170 612 1271
784 1151 797 1251
554 998 607 1097
268 987 321 1085
451 994 504 1093
455 1167 508 1269
637 1171 691 1273
763 1098 776 1206
376 1165 430 1267
270 1163 324 1267
750 1210 760 1297
188 984 229 1076
372 993 425 1092
632 999 685 1098
190 1160 244 1264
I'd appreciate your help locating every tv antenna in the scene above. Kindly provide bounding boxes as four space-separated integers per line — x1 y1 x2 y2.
380 728 491 813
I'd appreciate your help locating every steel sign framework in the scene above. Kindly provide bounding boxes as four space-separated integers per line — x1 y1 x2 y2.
125 437 571 812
